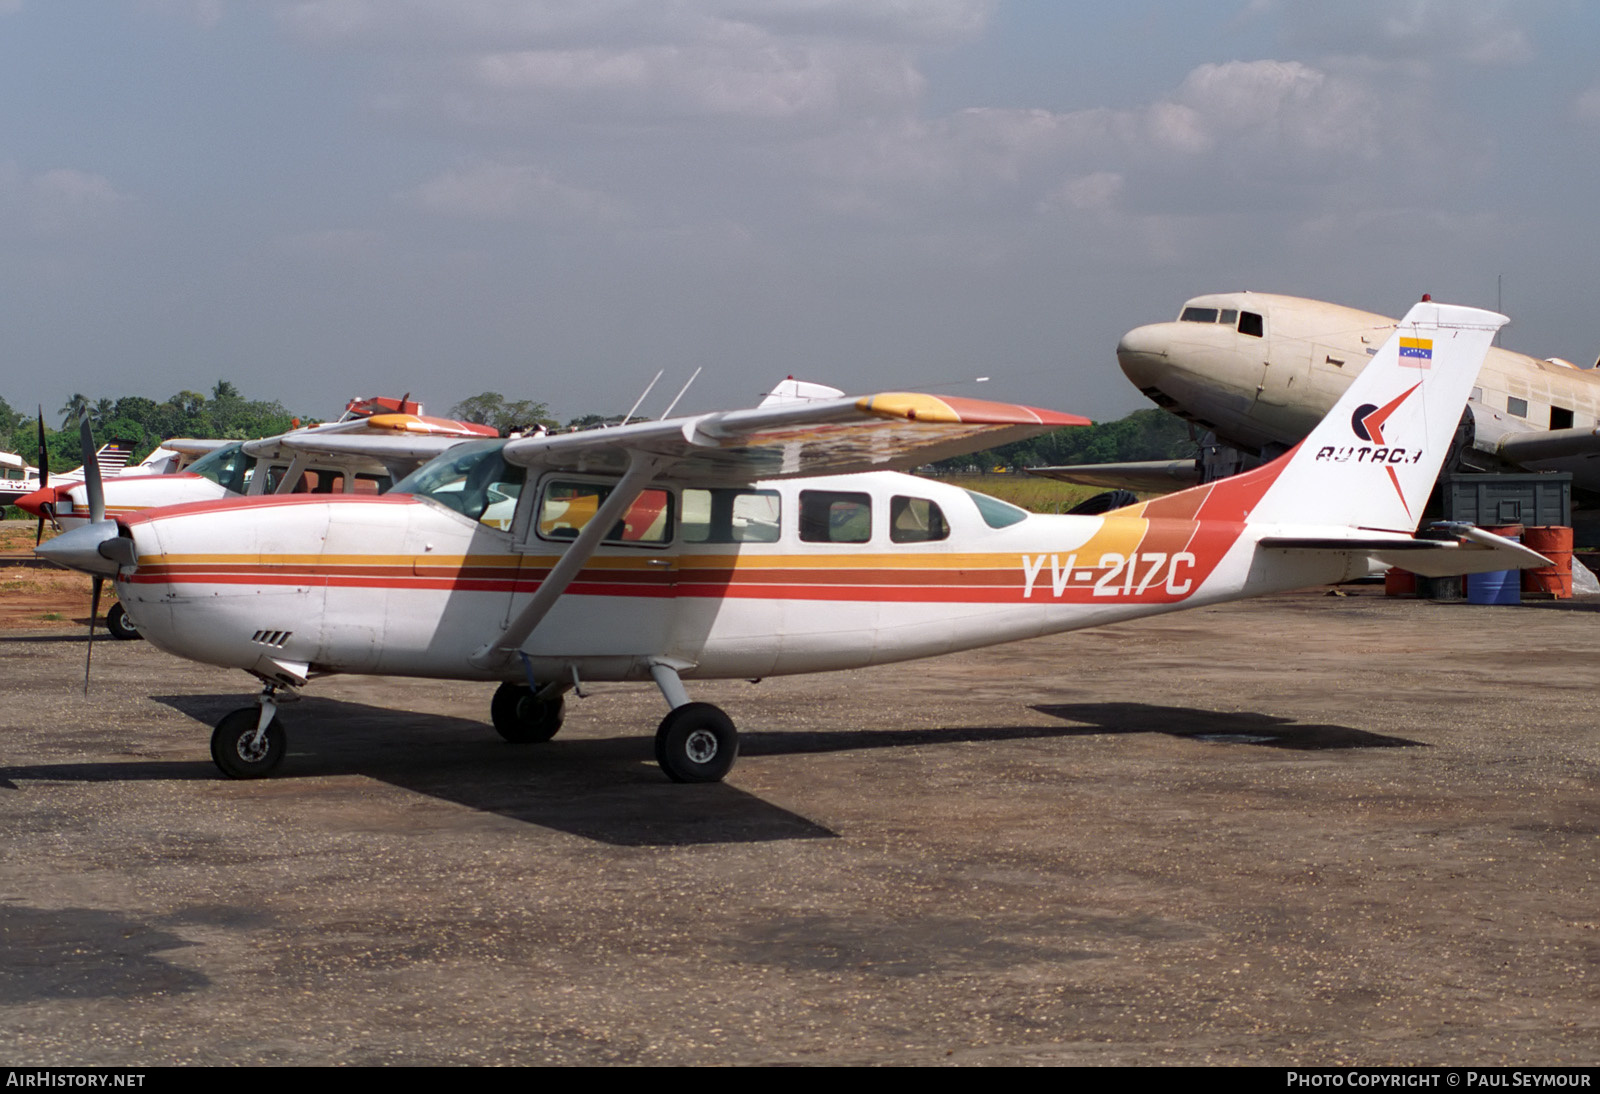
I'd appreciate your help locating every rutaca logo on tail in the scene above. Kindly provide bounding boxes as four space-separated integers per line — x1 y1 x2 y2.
1315 383 1425 514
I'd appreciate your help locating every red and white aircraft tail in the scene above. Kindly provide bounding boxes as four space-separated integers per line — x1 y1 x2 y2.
1247 299 1505 531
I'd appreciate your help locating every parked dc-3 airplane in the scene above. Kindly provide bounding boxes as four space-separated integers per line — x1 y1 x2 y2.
1035 291 1600 494
40 301 1546 785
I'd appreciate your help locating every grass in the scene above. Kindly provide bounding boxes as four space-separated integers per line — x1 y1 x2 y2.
918 473 1114 514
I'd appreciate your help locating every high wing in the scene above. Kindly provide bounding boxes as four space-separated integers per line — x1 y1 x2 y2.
470 390 1086 669
499 392 1088 482
161 438 235 459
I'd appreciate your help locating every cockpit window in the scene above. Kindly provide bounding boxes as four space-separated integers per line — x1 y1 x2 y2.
1238 310 1264 337
1180 307 1219 324
187 442 255 494
390 439 525 529
964 490 1028 529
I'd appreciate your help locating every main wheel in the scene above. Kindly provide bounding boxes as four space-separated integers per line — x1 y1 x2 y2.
490 682 565 743
654 702 738 783
106 602 142 641
210 707 287 779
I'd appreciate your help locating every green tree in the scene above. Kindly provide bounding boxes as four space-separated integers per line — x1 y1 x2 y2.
449 392 555 435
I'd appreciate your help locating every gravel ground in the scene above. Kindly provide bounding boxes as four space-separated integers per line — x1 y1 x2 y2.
0 587 1596 1065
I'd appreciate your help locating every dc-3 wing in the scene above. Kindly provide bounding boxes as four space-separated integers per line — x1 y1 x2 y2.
498 392 1089 482
1028 458 1202 491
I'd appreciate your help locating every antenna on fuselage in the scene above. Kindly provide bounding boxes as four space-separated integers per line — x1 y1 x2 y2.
619 370 664 427
658 367 703 421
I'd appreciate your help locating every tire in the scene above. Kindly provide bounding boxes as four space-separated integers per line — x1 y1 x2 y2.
654 702 738 783
490 682 565 743
210 707 287 779
106 602 142 641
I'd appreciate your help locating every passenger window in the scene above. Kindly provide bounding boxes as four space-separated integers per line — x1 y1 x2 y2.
352 474 390 495
1180 307 1218 323
1508 397 1528 418
890 496 949 543
681 488 781 543
1238 311 1264 337
538 482 673 544
799 490 872 544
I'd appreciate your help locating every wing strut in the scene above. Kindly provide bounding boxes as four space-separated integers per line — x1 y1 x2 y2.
469 450 673 670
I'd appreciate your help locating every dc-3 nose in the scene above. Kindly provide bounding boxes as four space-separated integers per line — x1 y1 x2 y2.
1115 323 1178 391
34 521 133 578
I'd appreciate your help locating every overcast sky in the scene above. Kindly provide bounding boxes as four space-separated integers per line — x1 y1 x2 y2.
4 0 1599 425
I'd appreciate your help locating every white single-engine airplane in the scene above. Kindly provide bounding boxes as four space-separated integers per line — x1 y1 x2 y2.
39 301 1547 784
19 395 496 534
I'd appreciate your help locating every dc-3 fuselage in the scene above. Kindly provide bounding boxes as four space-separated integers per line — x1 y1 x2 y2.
39 303 1553 784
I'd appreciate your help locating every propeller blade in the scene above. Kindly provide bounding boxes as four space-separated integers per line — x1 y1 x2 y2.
35 406 48 490
85 575 102 695
78 418 105 525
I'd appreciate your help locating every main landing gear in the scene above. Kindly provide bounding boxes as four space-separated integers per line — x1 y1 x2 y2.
648 663 737 783
490 681 566 743
490 663 740 783
211 685 290 779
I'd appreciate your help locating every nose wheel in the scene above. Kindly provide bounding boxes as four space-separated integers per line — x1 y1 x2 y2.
105 602 142 641
211 706 287 779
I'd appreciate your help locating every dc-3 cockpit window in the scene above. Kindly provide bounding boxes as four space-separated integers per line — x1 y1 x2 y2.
187 442 256 494
964 489 1029 529
390 440 525 530
681 488 780 544
890 496 949 543
1181 305 1264 338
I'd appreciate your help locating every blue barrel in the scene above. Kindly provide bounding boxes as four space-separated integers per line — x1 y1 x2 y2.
1467 568 1521 605
1467 525 1523 605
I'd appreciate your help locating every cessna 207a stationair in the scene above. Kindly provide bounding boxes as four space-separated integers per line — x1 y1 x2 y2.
39 302 1547 785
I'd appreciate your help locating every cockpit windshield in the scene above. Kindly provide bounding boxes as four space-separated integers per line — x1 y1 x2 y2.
390 439 525 529
186 442 255 494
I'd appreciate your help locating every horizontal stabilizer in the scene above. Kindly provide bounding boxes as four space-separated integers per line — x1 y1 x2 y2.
1259 525 1549 578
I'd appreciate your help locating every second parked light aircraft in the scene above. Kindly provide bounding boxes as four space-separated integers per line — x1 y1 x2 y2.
39 301 1545 786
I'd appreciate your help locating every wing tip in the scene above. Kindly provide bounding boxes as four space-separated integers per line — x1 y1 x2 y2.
857 392 1089 427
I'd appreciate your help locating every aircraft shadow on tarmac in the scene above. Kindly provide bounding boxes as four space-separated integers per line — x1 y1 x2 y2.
1032 702 1424 750
134 693 847 848
0 694 1414 846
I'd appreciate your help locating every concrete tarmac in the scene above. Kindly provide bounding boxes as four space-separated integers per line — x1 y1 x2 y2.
0 588 1596 1065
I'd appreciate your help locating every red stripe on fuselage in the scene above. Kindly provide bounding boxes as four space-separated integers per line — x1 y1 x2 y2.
119 492 420 526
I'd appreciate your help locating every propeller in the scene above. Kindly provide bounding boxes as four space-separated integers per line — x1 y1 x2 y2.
77 416 107 695
34 406 56 545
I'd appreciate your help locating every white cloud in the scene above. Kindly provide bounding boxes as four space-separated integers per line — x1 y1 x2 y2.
0 164 128 237
408 161 628 225
1575 84 1600 124
1275 0 1537 66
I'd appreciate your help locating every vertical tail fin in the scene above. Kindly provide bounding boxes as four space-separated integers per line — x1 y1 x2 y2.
1243 300 1507 531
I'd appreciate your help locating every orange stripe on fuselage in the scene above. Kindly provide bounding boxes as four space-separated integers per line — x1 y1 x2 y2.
124 512 1250 606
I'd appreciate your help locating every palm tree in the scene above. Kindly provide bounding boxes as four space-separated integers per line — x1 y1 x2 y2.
59 393 89 429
